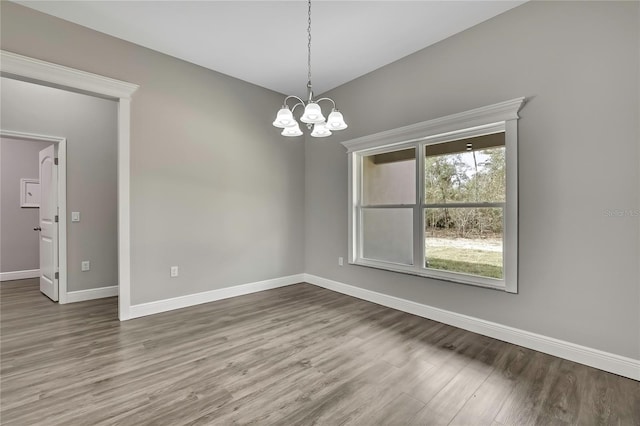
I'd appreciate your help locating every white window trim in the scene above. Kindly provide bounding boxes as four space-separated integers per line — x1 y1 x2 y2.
343 98 525 293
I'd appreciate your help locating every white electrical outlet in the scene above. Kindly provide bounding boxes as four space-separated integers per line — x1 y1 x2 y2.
81 261 90 271
71 212 80 222
170 266 179 278
338 257 344 266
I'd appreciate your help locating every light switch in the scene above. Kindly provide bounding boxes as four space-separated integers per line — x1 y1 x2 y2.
71 212 80 222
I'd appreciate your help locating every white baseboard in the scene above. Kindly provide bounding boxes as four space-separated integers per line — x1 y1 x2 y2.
128 274 305 320
304 274 640 381
0 269 40 281
66 285 118 303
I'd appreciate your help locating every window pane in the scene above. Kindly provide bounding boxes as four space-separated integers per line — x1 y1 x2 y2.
425 207 503 279
362 208 413 265
363 148 416 205
425 133 505 204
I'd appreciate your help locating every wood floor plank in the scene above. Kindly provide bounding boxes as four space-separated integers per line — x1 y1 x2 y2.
493 350 564 425
449 345 535 426
1 279 638 425
575 363 626 425
409 338 507 425
403 330 492 405
343 392 425 426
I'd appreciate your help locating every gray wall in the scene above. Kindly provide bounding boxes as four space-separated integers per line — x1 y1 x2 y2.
1 78 118 292
306 1 640 359
2 1 637 361
0 1 305 304
0 137 52 273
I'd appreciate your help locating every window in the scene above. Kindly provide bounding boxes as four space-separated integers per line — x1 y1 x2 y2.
344 98 524 292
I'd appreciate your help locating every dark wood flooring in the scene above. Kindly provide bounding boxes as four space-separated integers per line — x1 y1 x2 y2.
1 279 638 425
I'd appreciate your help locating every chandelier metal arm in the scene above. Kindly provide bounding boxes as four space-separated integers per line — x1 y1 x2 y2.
290 102 306 114
283 95 305 108
283 96 306 116
315 97 337 110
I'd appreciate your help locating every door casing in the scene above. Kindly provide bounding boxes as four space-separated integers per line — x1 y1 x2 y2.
1 50 139 319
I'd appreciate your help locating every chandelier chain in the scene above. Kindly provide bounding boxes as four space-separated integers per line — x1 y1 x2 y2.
307 0 312 86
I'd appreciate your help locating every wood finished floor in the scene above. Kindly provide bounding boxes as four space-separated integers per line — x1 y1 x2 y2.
1 279 639 426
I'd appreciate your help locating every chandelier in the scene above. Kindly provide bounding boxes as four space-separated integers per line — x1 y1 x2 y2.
272 0 348 137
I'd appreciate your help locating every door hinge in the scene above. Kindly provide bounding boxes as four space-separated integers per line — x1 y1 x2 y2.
54 158 59 165
55 272 59 280
55 215 59 223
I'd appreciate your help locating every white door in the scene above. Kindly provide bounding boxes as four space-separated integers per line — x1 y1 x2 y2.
38 145 58 301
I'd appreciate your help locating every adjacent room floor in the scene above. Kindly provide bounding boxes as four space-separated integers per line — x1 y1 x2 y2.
1 279 638 425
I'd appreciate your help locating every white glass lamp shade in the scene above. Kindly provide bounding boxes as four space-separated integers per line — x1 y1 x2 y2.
310 123 332 138
281 122 303 137
327 110 348 130
300 102 325 124
272 107 296 128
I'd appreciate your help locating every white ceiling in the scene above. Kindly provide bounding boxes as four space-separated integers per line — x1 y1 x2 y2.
17 1 526 98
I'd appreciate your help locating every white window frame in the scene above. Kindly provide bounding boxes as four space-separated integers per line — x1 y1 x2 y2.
343 98 525 293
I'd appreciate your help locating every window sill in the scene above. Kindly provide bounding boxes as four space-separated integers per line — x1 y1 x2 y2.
350 258 512 292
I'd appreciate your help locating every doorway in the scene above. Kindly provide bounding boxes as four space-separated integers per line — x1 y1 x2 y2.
0 131 66 301
1 50 138 319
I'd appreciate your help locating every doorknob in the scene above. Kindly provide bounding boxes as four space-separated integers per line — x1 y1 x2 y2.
33 226 42 231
